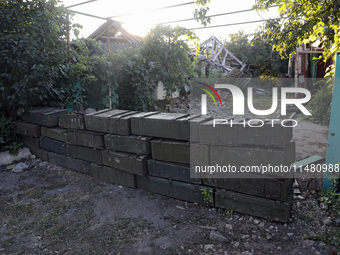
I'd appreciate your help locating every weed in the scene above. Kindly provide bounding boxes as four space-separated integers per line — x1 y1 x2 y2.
201 188 212 207
319 177 340 216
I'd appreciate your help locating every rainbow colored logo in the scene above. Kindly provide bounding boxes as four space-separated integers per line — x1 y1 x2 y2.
197 82 223 106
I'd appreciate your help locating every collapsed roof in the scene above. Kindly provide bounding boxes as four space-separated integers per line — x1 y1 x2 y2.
191 36 246 74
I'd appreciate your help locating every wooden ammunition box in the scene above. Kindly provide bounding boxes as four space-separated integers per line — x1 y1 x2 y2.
104 134 152 155
147 159 201 184
68 129 105 149
131 112 190 140
59 114 85 129
151 139 190 164
90 163 137 188
13 122 41 137
102 150 150 175
41 127 68 143
23 107 68 127
48 152 91 174
137 175 214 206
199 119 293 147
69 145 102 165
40 137 69 156
215 189 292 222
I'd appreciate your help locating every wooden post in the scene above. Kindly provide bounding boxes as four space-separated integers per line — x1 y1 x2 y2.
323 52 340 190
107 19 112 109
67 13 71 64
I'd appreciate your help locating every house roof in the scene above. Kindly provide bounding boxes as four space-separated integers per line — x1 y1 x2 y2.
87 19 141 46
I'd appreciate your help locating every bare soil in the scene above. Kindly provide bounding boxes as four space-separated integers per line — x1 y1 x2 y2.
0 155 338 255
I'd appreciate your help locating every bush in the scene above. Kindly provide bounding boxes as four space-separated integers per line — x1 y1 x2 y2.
306 79 333 125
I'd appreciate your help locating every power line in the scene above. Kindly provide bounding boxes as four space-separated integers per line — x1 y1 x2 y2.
65 0 98 9
155 5 278 25
189 19 276 30
107 1 195 19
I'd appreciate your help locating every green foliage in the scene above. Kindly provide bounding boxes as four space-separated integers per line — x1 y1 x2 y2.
0 110 23 155
0 0 87 120
140 25 198 100
305 79 333 125
200 188 212 207
194 0 211 27
319 178 340 216
223 29 288 77
253 0 340 62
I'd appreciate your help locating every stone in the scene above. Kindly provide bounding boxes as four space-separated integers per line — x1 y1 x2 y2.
320 203 329 210
287 233 294 236
241 235 250 239
85 108 96 114
204 244 214 251
253 219 260 225
258 222 265 228
241 252 253 255
266 233 271 240
323 218 332 226
225 224 233 231
210 230 228 242
319 241 326 247
12 162 29 173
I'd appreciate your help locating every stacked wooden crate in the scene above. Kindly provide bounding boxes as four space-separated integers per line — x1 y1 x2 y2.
16 108 295 221
193 119 295 222
132 112 213 206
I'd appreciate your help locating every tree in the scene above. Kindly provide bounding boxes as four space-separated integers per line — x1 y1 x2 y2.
253 0 340 61
0 0 85 120
223 29 288 77
139 25 198 98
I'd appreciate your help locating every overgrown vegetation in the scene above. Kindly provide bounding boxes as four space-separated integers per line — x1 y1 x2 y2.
0 110 23 154
305 79 333 125
0 0 85 120
319 177 340 217
318 177 340 252
223 29 288 77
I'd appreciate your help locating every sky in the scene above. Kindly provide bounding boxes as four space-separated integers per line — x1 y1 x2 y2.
61 0 280 42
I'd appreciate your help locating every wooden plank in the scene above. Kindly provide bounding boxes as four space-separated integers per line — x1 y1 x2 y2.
151 139 190 164
102 150 150 175
24 141 48 161
40 137 69 156
23 107 68 127
48 152 91 174
104 134 152 155
199 119 293 147
131 112 190 140
90 163 137 188
68 129 105 149
147 159 201 184
13 122 41 137
215 189 292 222
41 127 68 143
69 145 102 165
59 114 85 129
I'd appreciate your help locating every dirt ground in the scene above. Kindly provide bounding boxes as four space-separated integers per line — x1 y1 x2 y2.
0 149 338 255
